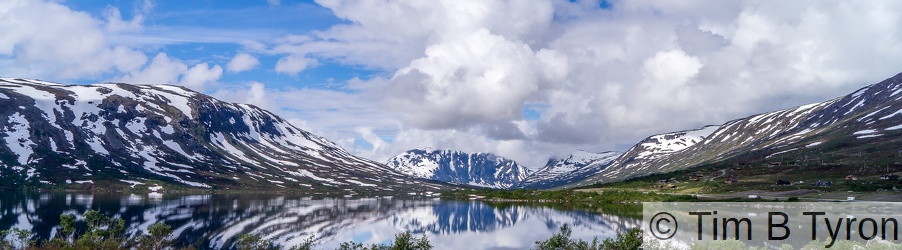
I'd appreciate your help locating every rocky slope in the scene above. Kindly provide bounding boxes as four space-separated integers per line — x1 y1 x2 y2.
514 150 620 189
385 149 532 189
578 71 902 186
0 78 446 192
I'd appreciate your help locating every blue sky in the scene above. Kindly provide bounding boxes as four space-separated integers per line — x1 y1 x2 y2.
3 0 902 167
63 0 375 89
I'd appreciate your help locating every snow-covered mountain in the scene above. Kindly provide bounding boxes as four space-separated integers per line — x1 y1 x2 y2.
385 149 532 189
0 78 446 192
514 150 620 189
629 126 721 161
578 71 902 186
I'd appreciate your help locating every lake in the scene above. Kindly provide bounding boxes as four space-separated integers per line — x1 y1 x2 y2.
0 192 640 249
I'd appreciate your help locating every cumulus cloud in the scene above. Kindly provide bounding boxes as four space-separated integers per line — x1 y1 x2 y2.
180 63 223 90
275 55 317 75
6 0 902 168
270 0 902 166
0 0 224 93
116 53 222 90
212 81 275 110
116 53 185 85
104 0 153 32
0 0 149 79
381 29 565 130
226 53 260 73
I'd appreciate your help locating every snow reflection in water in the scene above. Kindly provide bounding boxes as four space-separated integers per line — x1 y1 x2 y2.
0 192 639 249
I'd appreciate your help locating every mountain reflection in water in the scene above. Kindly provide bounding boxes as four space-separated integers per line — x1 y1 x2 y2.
0 192 639 249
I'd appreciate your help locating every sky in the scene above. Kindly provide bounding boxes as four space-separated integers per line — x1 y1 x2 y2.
3 0 902 168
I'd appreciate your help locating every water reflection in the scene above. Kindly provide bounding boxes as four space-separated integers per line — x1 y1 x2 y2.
0 192 639 249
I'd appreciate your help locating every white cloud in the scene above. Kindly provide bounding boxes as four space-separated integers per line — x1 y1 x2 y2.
180 62 223 90
104 0 153 32
220 81 274 110
6 0 902 169
0 0 149 79
275 55 317 75
273 0 902 167
115 52 222 90
226 53 260 73
267 0 280 6
115 53 185 85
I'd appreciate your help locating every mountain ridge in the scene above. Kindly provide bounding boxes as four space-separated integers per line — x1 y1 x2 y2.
384 148 532 189
513 150 620 189
576 71 902 186
0 78 447 192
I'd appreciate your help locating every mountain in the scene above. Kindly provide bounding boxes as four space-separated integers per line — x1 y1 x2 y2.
513 150 620 189
578 71 902 186
0 78 447 192
385 148 532 189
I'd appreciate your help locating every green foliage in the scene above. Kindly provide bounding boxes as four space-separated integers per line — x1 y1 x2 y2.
235 234 278 250
0 227 36 249
534 225 645 250
0 210 188 250
598 228 642 250
390 231 431 250
134 222 173 250
444 189 697 204
287 235 316 250
73 210 127 249
534 224 601 250
58 214 76 241
335 231 432 250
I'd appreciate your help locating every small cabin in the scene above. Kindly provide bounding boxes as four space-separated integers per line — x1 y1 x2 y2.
725 177 738 184
656 184 677 189
845 175 858 181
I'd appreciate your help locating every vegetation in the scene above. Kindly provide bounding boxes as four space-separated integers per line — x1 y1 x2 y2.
579 154 902 201
0 210 178 250
443 188 699 203
0 215 644 250
18 209 900 250
334 232 431 250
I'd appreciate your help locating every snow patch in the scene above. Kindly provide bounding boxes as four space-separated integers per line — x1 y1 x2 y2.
880 109 902 120
120 180 144 188
345 179 377 187
853 129 877 135
857 134 882 139
3 112 34 165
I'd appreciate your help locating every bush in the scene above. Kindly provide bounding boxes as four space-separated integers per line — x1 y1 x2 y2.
534 224 601 250
534 225 643 250
134 222 173 250
335 231 431 250
235 234 278 250
599 228 642 250
0 227 36 249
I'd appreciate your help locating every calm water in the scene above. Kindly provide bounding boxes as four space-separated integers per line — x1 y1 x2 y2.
0 192 640 249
